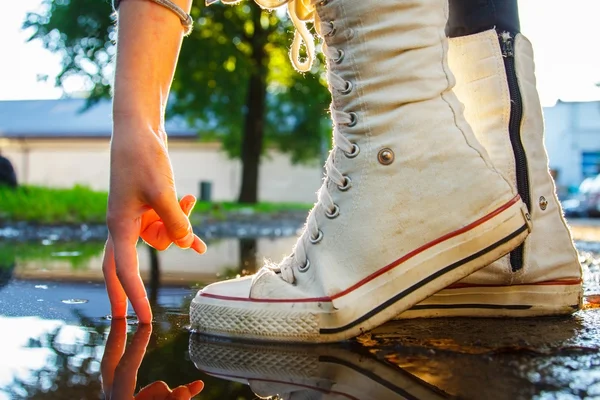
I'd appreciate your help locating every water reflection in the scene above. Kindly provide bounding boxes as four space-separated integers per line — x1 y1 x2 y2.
189 335 451 400
0 237 599 399
102 320 204 399
3 237 297 287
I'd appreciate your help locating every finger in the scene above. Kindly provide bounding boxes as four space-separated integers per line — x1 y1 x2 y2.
141 196 192 235
141 196 202 252
110 218 153 324
102 238 128 319
180 194 197 216
169 386 193 399
150 192 194 249
100 318 128 398
113 324 153 400
141 220 174 251
136 381 170 400
191 235 207 254
185 381 204 397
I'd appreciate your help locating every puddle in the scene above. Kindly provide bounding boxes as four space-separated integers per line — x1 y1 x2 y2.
0 238 598 399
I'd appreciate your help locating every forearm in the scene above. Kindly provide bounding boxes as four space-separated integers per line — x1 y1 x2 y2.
112 0 192 132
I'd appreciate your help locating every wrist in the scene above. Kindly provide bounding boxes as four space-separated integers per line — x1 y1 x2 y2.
112 111 168 144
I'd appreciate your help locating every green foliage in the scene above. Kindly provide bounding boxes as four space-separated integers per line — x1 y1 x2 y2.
0 241 105 269
23 0 332 163
0 185 311 224
0 185 108 224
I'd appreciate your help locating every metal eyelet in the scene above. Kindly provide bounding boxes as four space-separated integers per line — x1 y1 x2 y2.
337 176 352 191
344 143 360 158
334 49 345 64
539 196 548 211
298 259 310 273
377 148 395 165
319 0 329 6
325 204 340 219
325 21 336 37
309 230 323 244
347 112 358 127
340 80 353 95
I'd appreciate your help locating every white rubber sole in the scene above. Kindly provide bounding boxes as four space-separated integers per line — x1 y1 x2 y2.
396 281 583 319
189 335 450 400
190 196 530 343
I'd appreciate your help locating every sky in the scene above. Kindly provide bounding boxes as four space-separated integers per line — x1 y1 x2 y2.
1 0 600 106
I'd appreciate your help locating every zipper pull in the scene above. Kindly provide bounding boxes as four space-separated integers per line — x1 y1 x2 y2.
499 31 514 58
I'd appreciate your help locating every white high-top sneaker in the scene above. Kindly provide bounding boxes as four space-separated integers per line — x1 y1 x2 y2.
189 335 450 400
399 30 583 319
190 0 530 343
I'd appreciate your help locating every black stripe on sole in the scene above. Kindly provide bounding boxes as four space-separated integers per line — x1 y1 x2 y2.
320 224 529 335
319 355 452 400
409 303 532 311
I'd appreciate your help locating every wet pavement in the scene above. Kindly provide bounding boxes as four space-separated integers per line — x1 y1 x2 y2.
0 229 599 399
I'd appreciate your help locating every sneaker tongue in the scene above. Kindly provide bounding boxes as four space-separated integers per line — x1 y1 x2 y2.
249 380 325 400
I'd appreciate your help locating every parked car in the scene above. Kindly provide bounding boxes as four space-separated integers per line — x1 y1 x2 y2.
563 174 600 218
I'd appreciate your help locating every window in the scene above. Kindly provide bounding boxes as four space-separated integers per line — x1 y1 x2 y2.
582 151 600 178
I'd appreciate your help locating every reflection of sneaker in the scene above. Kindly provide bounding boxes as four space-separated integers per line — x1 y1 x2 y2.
189 335 451 400
399 30 583 319
190 0 530 343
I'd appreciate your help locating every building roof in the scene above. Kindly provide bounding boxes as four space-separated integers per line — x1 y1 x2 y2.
0 99 197 139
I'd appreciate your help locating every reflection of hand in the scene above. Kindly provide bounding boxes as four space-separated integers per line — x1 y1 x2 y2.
101 319 204 400
102 121 207 324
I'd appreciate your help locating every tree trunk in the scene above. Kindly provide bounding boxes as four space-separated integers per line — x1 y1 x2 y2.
238 9 268 204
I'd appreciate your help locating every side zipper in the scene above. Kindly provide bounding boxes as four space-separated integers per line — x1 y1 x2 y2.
499 32 530 272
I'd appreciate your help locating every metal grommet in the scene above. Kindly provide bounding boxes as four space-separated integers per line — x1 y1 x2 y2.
344 143 360 158
539 196 548 211
325 21 336 37
298 259 310 273
309 230 323 244
325 204 340 219
334 49 345 64
347 112 358 127
337 175 352 191
340 80 353 95
377 148 395 165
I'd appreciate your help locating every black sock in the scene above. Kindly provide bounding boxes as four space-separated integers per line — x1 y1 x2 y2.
446 0 521 38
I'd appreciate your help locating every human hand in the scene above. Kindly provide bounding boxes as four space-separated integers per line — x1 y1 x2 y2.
101 319 204 400
103 119 207 323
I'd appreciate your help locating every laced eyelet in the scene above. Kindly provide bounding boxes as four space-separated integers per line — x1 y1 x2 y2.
298 259 310 273
340 80 353 95
337 176 352 191
309 230 323 244
325 204 340 219
325 21 336 37
344 143 360 158
347 112 358 127
334 49 345 64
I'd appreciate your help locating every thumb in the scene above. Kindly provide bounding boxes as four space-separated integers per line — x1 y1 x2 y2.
150 192 194 249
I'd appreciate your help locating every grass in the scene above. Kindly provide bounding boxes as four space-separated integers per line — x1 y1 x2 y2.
0 185 108 224
0 185 311 224
0 241 105 269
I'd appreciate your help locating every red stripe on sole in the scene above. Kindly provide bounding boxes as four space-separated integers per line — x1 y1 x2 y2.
200 195 523 304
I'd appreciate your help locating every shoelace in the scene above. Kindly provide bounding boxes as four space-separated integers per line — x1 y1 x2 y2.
212 0 355 284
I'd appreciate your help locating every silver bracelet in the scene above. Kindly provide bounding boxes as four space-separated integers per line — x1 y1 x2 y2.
113 0 193 35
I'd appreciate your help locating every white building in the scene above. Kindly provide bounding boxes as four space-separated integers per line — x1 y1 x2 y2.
1 98 597 201
0 99 322 203
544 100 600 194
